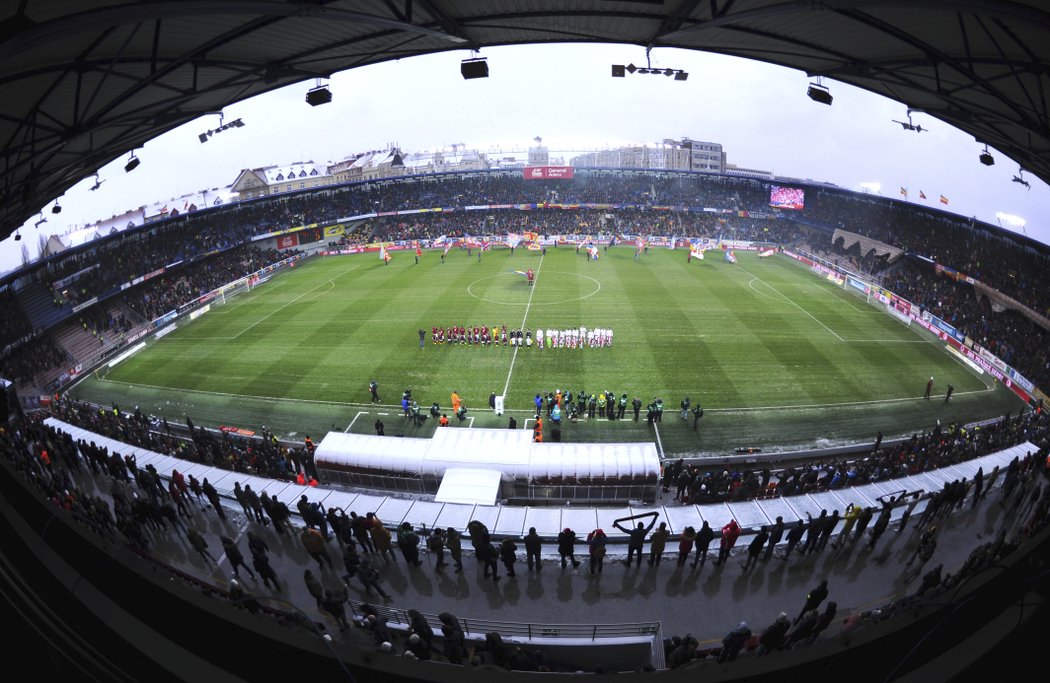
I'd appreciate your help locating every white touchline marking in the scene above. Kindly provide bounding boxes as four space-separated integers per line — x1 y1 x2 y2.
345 411 366 432
501 254 544 399
652 422 665 460
709 386 992 413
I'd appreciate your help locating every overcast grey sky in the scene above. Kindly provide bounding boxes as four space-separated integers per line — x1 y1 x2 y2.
2 42 1046 275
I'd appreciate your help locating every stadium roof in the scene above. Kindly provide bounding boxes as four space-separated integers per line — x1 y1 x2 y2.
2 1 1049 243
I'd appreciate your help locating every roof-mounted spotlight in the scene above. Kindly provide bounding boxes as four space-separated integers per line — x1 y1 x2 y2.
51 201 62 214
979 144 994 166
306 82 332 106
461 57 488 80
807 78 833 105
34 213 47 228
612 59 687 81
13 231 20 241
124 151 140 173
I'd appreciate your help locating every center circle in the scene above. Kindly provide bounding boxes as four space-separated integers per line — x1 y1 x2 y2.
466 271 602 305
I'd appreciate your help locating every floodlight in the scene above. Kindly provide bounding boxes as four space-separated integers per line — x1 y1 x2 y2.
13 231 20 241
51 202 62 214
124 153 140 173
199 132 209 143
674 71 689 81
306 85 332 106
807 83 833 105
461 57 488 80
979 145 994 166
611 64 626 77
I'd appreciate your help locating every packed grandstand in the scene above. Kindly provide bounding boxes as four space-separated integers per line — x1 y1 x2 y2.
2 169 1048 409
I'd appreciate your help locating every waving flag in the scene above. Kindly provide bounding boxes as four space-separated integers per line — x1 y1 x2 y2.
725 249 737 264
757 248 775 258
443 242 452 257
379 245 391 263
507 233 523 249
899 186 908 198
587 245 600 261
919 191 927 200
940 195 949 204
513 270 528 277
668 235 676 250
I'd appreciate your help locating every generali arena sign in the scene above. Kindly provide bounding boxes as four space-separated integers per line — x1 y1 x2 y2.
524 166 574 180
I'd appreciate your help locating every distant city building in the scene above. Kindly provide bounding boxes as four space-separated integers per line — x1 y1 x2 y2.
725 163 773 180
570 138 725 173
527 137 550 166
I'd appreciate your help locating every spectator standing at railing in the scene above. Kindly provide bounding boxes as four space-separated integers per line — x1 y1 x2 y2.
764 516 785 562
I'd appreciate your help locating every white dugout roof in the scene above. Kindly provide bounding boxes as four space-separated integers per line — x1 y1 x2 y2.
315 427 661 481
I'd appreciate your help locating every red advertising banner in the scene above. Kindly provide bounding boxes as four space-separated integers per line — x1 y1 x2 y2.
276 234 299 249
523 166 575 180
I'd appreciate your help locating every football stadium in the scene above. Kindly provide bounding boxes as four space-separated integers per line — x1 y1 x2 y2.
1 4 1049 682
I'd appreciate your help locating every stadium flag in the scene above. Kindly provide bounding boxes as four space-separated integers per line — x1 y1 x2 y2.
919 190 927 200
757 248 775 258
689 241 705 260
669 235 676 250
443 242 452 256
609 235 618 247
415 244 422 258
900 186 908 198
513 270 528 277
379 245 391 263
587 245 600 261
940 194 949 204
725 249 737 264
506 233 523 249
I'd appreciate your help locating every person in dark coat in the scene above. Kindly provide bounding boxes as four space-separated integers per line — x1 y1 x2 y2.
408 608 435 649
440 612 467 664
445 527 464 572
614 517 658 567
252 546 281 590
764 516 785 562
690 521 714 568
220 535 255 579
796 579 829 624
648 522 670 567
523 527 543 571
558 528 581 569
478 538 500 580
201 478 226 520
807 601 837 643
303 569 325 608
499 538 518 577
718 621 752 663
321 586 350 630
186 526 216 565
786 610 819 648
757 613 791 655
741 527 769 572
427 528 447 570
800 510 827 555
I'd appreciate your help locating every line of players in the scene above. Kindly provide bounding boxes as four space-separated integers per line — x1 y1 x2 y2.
429 325 613 348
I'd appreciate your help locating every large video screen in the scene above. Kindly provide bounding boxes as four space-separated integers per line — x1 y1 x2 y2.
769 185 805 210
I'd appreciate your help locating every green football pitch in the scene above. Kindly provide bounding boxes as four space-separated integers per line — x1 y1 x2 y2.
68 246 1023 456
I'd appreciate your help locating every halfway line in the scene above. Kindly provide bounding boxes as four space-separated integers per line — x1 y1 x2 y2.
502 255 544 399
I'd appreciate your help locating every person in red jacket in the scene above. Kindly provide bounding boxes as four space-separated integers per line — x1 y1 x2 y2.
715 519 742 566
